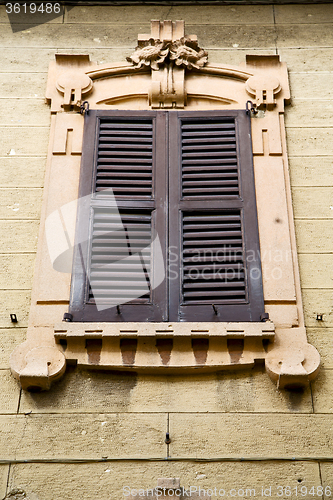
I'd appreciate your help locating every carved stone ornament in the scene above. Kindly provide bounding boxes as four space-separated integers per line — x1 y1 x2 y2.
126 21 207 107
169 37 208 69
245 74 282 110
126 38 169 70
56 69 93 111
127 36 208 71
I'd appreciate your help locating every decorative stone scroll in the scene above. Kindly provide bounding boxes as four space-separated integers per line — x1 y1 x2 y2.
10 20 320 392
56 70 93 111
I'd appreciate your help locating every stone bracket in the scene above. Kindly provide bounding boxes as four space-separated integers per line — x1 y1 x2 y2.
149 66 186 108
265 328 321 390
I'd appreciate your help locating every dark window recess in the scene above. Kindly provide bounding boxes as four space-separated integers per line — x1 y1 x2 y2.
69 110 264 322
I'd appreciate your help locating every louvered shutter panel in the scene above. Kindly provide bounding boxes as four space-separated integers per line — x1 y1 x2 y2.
169 110 264 322
69 110 168 321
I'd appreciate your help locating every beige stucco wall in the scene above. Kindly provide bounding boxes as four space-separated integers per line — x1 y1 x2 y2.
0 3 333 499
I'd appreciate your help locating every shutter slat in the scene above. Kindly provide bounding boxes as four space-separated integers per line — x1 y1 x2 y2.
183 214 241 222
182 137 236 144
183 180 238 187
98 144 152 150
183 256 243 263
182 151 236 158
98 165 152 171
182 144 236 151
99 136 152 142
183 230 242 238
183 172 238 179
184 280 245 289
97 172 152 178
181 123 235 130
91 260 150 268
184 223 240 230
184 291 246 299
100 123 152 130
183 164 237 171
184 263 243 271
182 187 239 195
98 151 152 157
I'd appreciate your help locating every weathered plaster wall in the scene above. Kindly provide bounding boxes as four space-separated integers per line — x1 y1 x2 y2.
0 3 332 499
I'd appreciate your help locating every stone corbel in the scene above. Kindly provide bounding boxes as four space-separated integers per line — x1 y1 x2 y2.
265 328 320 390
10 336 66 392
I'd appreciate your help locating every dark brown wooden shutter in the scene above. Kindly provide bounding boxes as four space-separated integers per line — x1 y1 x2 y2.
69 110 168 321
169 110 264 322
70 109 264 322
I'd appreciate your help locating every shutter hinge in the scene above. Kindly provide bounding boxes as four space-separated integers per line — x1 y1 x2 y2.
260 312 269 322
80 100 90 115
246 100 258 116
63 313 73 322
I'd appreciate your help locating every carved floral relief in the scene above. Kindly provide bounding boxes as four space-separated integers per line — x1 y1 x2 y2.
127 36 208 71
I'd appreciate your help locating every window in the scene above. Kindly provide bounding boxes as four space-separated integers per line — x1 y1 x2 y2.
69 109 264 322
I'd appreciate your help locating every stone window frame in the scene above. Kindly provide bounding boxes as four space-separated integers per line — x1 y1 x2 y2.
10 20 320 392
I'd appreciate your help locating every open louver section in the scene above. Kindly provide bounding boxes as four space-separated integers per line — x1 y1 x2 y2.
96 118 153 198
181 118 239 198
88 208 152 305
182 211 246 304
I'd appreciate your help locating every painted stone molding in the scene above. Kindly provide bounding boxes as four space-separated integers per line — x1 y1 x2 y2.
9 20 320 391
128 478 210 499
54 322 275 372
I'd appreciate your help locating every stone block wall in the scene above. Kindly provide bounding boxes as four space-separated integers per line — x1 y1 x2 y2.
0 3 332 499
